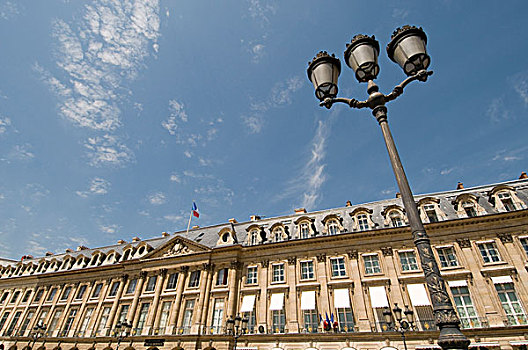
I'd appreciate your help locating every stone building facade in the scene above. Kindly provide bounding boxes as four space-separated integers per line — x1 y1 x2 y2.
1 176 528 350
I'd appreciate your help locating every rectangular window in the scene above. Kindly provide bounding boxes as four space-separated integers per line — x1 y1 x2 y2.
126 279 138 294
498 192 517 211
450 286 481 328
0 292 8 304
300 222 310 238
136 303 150 334
34 289 44 303
246 266 258 284
337 308 354 332
330 257 346 277
48 308 64 335
399 251 419 271
10 290 20 304
188 271 200 288
157 301 171 334
437 247 459 268
166 273 178 290
76 285 87 300
478 242 502 263
272 264 285 283
96 307 111 336
18 310 34 336
108 281 120 297
495 282 527 325
243 310 256 334
78 307 94 337
303 309 318 333
118 304 130 323
61 308 78 336
60 286 72 300
520 237 528 257
215 268 228 286
300 261 314 280
363 254 381 274
0 312 10 333
357 214 369 230
271 310 285 333
211 298 225 334
5 311 21 336
36 310 48 329
182 299 195 333
47 288 57 302
424 204 439 222
92 283 103 298
145 276 157 292
21 290 32 303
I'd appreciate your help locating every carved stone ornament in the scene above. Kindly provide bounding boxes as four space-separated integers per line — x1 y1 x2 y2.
163 239 192 257
456 238 471 248
179 266 189 273
288 257 297 265
381 247 393 256
230 261 243 270
497 233 513 243
434 309 461 326
260 260 269 268
347 250 358 259
202 263 214 271
316 254 326 263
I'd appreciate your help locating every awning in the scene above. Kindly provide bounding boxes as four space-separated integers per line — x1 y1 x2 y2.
468 343 500 348
300 291 316 310
369 286 389 308
240 295 256 313
269 293 284 310
491 276 513 284
334 289 351 309
447 280 467 287
510 341 528 346
407 284 431 306
8 345 17 350
415 346 441 350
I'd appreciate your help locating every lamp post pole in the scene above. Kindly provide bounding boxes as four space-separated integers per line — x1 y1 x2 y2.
113 321 132 350
30 322 46 349
226 315 248 350
307 26 469 350
383 304 416 350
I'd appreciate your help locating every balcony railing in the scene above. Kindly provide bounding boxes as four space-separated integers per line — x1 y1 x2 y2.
459 316 489 329
503 315 528 327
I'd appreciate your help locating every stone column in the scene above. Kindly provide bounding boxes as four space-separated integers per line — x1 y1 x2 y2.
200 264 214 333
258 260 269 328
286 257 299 333
316 254 330 323
167 266 188 334
45 284 65 336
496 233 528 306
145 269 168 335
129 272 148 329
192 264 212 333
348 250 370 331
456 238 502 327
226 261 242 318
87 279 111 337
58 282 83 337
71 282 95 336
105 274 128 332
381 247 406 306
27 285 49 331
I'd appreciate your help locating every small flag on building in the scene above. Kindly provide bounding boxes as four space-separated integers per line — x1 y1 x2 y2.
192 201 200 218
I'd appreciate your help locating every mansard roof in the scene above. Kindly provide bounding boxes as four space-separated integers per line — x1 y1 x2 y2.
1 177 527 277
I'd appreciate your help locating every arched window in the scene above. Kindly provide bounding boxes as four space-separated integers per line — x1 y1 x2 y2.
250 229 259 245
300 222 310 238
389 211 404 227
272 226 284 242
349 208 375 231
497 191 517 211
489 185 526 213
418 198 446 223
327 219 340 235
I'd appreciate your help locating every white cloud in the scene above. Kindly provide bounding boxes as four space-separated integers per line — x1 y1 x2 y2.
514 76 528 105
247 0 276 25
440 168 455 175
391 8 409 20
487 98 509 123
170 174 181 183
36 0 160 167
0 116 12 134
76 177 111 197
9 144 35 160
148 192 166 205
184 150 192 158
84 134 134 167
301 120 328 209
0 1 19 20
251 43 265 63
99 224 118 234
163 214 183 223
242 114 264 134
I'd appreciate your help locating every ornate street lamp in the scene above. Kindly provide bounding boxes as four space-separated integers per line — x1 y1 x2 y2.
113 321 132 350
30 321 47 349
383 304 415 350
307 25 469 350
226 314 248 350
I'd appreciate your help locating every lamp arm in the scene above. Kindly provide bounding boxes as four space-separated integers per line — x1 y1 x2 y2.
319 97 369 109
385 70 434 102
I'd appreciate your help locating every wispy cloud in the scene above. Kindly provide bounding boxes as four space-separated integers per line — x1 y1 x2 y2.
99 224 118 234
170 174 181 183
0 1 20 20
487 97 510 123
36 0 160 167
163 214 184 223
76 177 111 197
84 134 134 167
0 116 12 134
9 144 35 161
148 192 166 205
241 115 264 134
247 0 277 26
513 74 528 105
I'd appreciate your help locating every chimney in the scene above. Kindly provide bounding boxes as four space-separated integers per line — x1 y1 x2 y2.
250 215 261 221
520 171 528 179
132 237 141 242
192 225 200 229
117 240 126 245
162 232 170 237
76 245 88 251
295 208 307 214
65 248 73 253
395 192 401 198
456 182 464 190
346 200 352 207
228 218 238 224
45 251 53 256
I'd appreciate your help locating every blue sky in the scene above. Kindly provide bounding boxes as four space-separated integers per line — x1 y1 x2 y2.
0 0 527 259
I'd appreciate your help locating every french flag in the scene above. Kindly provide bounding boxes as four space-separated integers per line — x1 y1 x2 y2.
192 202 200 218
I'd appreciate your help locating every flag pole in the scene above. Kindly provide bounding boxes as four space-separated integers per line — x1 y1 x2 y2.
185 209 192 236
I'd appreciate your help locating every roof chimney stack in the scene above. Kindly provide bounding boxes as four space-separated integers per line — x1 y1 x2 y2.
520 171 528 179
395 192 401 198
132 237 141 242
192 225 199 229
457 182 464 190
250 215 261 221
45 252 53 256
346 200 352 207
162 232 170 237
117 240 126 245
295 208 307 214
228 218 238 224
